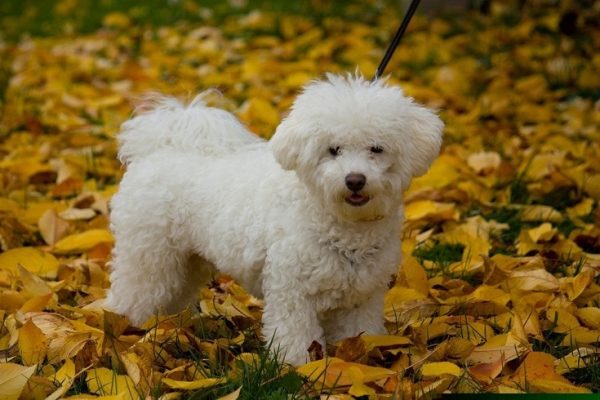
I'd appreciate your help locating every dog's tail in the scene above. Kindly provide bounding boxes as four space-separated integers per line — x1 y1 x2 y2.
117 92 263 164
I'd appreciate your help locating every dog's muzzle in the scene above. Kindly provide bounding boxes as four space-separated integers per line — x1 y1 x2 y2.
344 173 369 206
345 193 370 206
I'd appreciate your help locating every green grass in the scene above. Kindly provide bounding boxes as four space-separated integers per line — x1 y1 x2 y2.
0 0 387 42
136 316 311 400
563 353 600 393
411 241 482 284
413 242 465 271
188 341 307 400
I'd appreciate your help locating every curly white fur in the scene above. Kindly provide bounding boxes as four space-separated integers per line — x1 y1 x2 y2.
105 74 443 365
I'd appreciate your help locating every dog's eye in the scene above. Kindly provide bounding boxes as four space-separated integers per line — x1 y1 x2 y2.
328 147 341 156
370 146 384 154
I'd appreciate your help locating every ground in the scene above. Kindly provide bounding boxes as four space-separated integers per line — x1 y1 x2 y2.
0 0 600 398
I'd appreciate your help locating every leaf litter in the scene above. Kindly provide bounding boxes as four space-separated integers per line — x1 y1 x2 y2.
0 0 600 398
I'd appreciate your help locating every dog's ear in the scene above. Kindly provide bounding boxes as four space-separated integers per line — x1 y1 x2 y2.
270 117 304 171
396 102 444 180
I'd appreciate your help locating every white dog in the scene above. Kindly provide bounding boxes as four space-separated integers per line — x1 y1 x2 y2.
106 74 443 365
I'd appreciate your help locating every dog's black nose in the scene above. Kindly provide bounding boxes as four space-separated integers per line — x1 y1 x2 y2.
345 173 366 192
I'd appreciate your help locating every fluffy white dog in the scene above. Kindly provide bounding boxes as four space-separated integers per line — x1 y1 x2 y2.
106 74 443 365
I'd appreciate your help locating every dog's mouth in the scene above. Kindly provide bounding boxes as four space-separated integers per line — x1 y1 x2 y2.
345 193 370 207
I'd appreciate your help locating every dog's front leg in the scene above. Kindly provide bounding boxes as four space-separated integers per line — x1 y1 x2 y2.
323 291 386 343
261 288 324 366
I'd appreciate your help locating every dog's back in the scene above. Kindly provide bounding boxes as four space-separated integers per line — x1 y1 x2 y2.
117 93 263 165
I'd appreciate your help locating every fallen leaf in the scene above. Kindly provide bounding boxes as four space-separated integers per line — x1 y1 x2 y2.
297 357 395 388
467 151 501 174
46 359 76 400
0 363 37 400
506 268 560 291
0 247 59 278
161 377 226 390
405 200 459 222
421 361 462 377
38 209 71 245
18 319 48 365
53 229 114 254
218 386 242 400
86 368 137 400
576 307 600 329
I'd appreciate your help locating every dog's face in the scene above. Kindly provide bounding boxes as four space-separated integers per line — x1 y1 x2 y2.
270 74 444 222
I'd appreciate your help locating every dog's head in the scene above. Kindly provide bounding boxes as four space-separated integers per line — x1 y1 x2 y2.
270 74 443 222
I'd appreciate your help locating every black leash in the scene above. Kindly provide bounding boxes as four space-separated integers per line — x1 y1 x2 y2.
372 0 421 81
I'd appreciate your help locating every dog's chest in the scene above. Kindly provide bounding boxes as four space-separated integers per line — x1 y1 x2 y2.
307 238 386 311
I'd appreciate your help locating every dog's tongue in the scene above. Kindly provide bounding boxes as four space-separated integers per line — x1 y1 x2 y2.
350 194 365 202
346 193 369 206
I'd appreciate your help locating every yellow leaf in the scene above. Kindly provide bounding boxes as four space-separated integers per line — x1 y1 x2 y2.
405 200 459 221
546 308 580 332
335 335 367 362
467 285 510 308
421 361 462 377
506 268 559 291
511 351 581 392
38 209 71 245
469 357 504 384
400 256 429 296
20 292 53 313
103 310 130 338
361 335 412 350
466 345 523 365
103 12 130 28
0 363 36 400
18 319 47 365
514 302 544 340
414 377 453 398
53 229 114 254
283 72 312 88
218 386 242 400
0 247 59 278
239 97 280 132
87 368 137 400
529 378 591 393
386 286 427 304
200 295 255 321
48 331 96 363
445 337 476 360
407 155 461 193
347 366 377 397
560 327 600 346
467 151 501 174
555 347 599 375
296 357 395 388
527 222 557 243
566 198 594 219
520 205 563 222
18 265 52 298
415 321 453 343
583 174 600 200
0 289 25 312
458 321 495 345
161 377 226 390
64 394 127 400
562 270 594 301
576 307 600 329
515 74 548 101
47 359 76 400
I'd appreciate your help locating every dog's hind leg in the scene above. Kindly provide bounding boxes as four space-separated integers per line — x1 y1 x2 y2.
105 237 213 326
164 253 216 314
